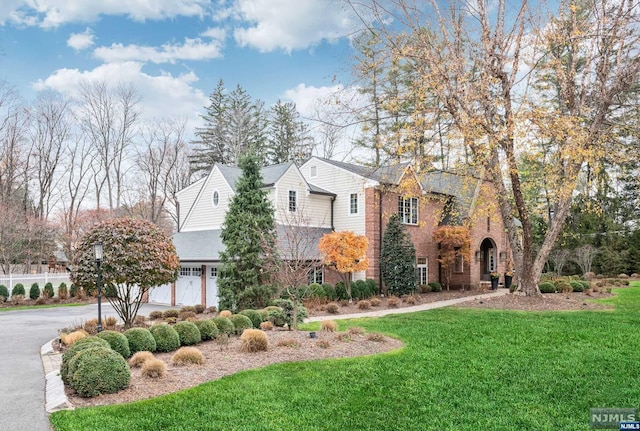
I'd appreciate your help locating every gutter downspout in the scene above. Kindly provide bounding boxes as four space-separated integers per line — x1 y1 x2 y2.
330 195 336 231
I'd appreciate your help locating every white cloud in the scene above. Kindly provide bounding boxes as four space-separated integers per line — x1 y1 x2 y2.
1 0 211 28
67 28 95 51
32 62 208 131
93 34 226 64
232 0 354 52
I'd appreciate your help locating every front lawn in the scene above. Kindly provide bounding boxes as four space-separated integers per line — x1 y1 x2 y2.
50 283 640 431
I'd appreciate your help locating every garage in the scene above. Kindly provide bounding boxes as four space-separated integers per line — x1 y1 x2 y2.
175 266 202 306
149 283 171 305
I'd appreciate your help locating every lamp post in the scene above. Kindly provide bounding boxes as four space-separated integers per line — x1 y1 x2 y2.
94 242 103 333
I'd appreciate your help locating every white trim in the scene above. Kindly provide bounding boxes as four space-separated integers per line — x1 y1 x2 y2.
349 192 359 215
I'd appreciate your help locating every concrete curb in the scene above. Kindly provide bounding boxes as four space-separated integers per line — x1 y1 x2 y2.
41 339 74 413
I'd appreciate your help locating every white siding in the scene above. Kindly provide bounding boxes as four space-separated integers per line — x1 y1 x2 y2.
273 165 332 227
300 158 375 235
180 167 234 232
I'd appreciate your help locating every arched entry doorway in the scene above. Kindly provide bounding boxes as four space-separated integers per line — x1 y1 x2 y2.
479 238 497 281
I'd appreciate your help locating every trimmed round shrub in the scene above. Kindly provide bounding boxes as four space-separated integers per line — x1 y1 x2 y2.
124 328 157 354
538 282 556 293
172 346 205 365
335 281 348 300
326 303 340 314
174 321 201 346
240 329 268 352
555 280 573 293
29 283 40 300
580 280 591 291
265 306 286 327
70 347 130 397
11 283 25 297
322 283 337 301
239 309 263 329
570 280 585 292
211 316 234 335
194 319 218 341
351 280 367 300
365 278 378 297
69 283 79 297
149 324 180 352
0 284 9 301
97 330 131 358
428 282 442 292
43 282 55 298
57 282 68 300
228 314 253 335
61 336 111 384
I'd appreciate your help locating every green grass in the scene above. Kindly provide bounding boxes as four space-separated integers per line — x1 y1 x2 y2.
50 284 640 431
0 302 87 312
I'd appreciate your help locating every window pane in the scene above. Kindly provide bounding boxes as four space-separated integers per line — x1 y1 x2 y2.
289 190 297 212
350 193 358 214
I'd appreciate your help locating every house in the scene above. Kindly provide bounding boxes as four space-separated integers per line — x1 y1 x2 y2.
151 157 511 307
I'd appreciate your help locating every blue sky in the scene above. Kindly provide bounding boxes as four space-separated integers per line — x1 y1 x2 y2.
0 0 360 149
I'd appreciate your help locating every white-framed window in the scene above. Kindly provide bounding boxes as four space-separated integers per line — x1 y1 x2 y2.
212 190 219 207
398 196 418 224
210 267 218 278
417 257 428 285
310 165 317 177
180 266 202 277
180 267 191 277
308 267 324 285
454 248 464 273
349 193 358 214
288 190 297 212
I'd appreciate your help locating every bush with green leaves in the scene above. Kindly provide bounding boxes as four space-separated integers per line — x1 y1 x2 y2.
69 283 79 297
307 283 324 299
11 283 25 297
43 282 55 298
322 283 337 301
97 330 131 358
554 280 573 293
124 328 156 354
569 280 585 292
29 283 40 300
173 321 201 346
273 299 308 328
57 282 68 299
61 336 111 384
211 316 234 335
194 320 218 341
228 314 253 335
149 324 181 352
264 306 286 327
365 279 378 297
69 347 130 397
428 282 442 292
239 309 262 329
335 282 348 301
351 280 367 300
538 282 556 293
0 285 8 301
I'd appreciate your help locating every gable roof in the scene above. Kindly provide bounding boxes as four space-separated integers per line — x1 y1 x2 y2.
312 157 411 184
421 171 481 224
216 162 293 193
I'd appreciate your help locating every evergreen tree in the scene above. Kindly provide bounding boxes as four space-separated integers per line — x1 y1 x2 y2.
266 100 313 165
217 153 276 310
380 214 417 295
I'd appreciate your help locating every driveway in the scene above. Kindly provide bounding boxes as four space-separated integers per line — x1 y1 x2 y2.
0 303 175 431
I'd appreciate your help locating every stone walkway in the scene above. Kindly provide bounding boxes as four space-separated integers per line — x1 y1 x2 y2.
41 289 510 416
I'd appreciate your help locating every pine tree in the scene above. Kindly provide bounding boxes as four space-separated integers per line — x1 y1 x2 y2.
217 153 276 310
266 100 313 165
380 214 416 295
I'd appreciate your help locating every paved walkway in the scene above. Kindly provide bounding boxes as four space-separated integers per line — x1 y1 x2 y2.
36 289 509 429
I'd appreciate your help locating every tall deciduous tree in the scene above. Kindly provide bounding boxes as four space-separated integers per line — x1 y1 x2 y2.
380 213 416 295
72 218 179 328
318 230 369 301
350 0 640 295
218 153 276 311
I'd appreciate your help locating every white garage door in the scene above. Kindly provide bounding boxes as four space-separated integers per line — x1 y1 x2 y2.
149 283 171 305
206 266 218 308
175 266 201 306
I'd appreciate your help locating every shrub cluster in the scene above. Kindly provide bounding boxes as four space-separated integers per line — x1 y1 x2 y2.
538 282 556 293
69 347 130 397
174 321 202 346
61 336 111 385
211 316 234 335
194 319 218 341
239 309 263 329
229 314 253 335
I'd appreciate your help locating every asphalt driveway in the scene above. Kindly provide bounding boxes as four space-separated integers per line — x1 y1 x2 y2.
0 303 174 431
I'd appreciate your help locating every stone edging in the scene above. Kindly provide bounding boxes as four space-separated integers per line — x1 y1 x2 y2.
41 339 73 413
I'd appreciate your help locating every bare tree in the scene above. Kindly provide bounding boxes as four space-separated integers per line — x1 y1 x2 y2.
573 245 598 275
77 80 140 211
548 248 571 277
27 91 71 220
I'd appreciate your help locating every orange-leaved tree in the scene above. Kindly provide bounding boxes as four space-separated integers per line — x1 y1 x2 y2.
432 226 471 291
318 230 369 301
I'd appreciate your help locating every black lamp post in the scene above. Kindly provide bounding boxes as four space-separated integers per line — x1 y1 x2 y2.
94 242 103 333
